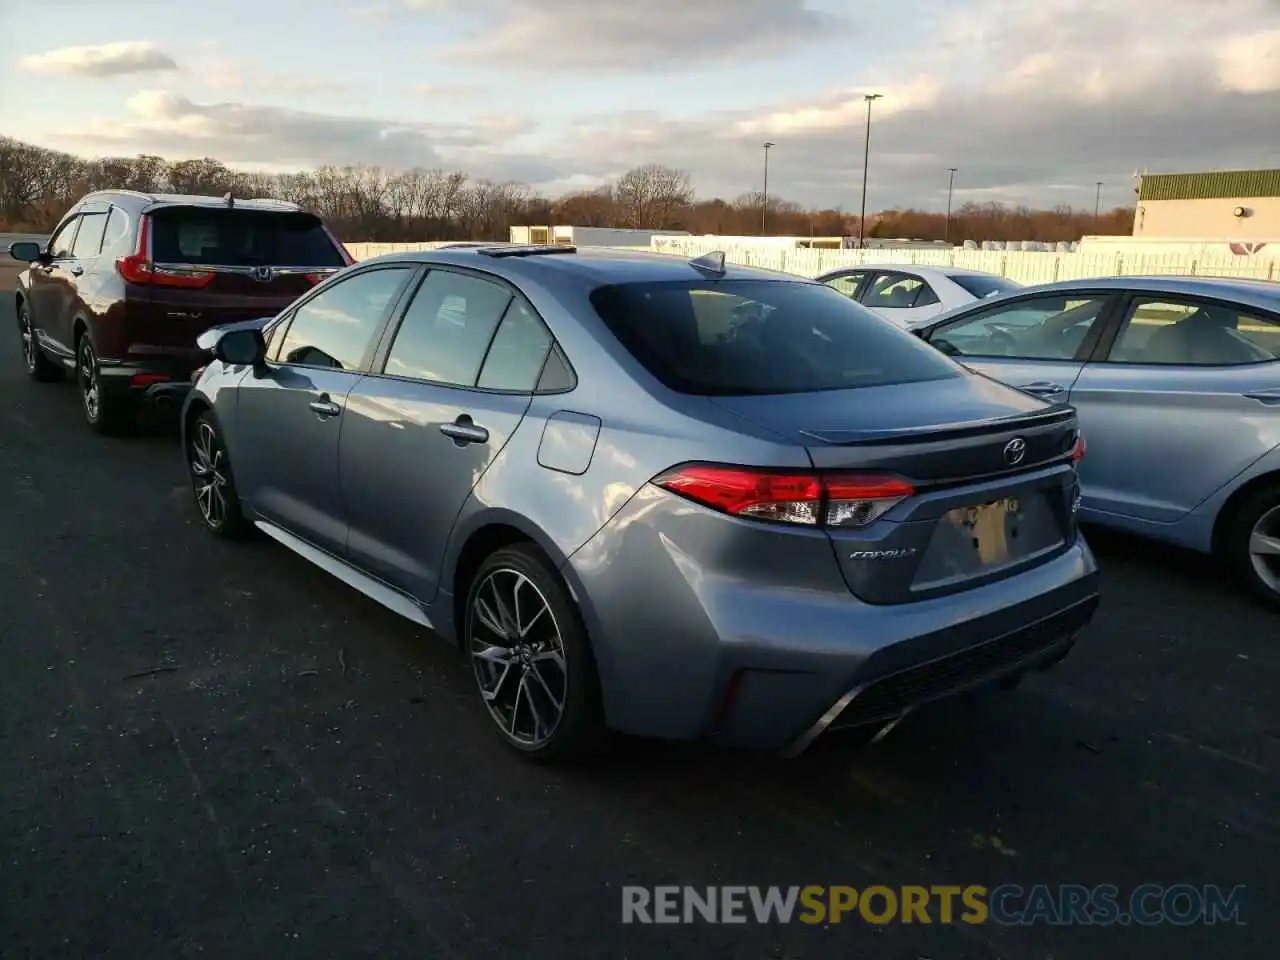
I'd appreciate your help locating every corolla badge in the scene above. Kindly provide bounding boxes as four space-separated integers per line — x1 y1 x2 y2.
849 548 919 560
1003 437 1027 466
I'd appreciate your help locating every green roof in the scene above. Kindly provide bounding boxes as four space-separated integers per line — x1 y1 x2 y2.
1139 169 1280 202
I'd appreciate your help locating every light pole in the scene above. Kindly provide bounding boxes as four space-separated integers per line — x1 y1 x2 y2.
761 141 775 235
945 167 958 243
1094 181 1103 229
857 93 882 249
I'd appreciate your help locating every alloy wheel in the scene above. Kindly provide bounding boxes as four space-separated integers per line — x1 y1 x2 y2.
190 421 230 528
469 568 568 748
1248 504 1280 598
78 341 100 421
19 306 36 373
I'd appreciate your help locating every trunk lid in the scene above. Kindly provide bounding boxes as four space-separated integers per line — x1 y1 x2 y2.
711 373 1082 604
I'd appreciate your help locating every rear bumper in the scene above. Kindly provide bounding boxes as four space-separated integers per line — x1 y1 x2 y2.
95 357 197 407
565 484 1100 755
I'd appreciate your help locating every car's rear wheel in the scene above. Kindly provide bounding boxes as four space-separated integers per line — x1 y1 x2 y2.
188 411 250 538
465 544 605 761
78 337 132 435
18 301 63 382
1225 484 1280 609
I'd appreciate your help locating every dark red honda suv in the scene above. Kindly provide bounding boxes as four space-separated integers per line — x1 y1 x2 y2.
10 190 352 434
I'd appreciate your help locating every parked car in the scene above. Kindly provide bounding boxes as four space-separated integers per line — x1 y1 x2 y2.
182 246 1097 760
10 189 352 434
816 265 1020 327
911 275 1280 606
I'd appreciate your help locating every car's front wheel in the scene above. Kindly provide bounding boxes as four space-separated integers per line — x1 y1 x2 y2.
187 411 250 538
1226 484 1280 609
465 544 605 761
18 301 63 382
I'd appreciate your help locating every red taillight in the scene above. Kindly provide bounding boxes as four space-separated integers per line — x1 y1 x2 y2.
652 464 915 528
129 372 170 387
305 272 330 286
1072 433 1086 463
115 214 214 288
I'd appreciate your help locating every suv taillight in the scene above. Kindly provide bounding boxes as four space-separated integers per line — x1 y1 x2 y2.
652 464 915 528
116 215 214 289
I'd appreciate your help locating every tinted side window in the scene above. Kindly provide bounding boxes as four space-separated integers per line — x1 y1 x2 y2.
277 267 412 371
1110 298 1279 366
48 217 80 259
71 213 108 259
384 271 512 386
914 282 940 307
590 279 959 396
863 274 925 309
930 295 1108 361
477 300 553 391
101 207 131 256
823 273 865 298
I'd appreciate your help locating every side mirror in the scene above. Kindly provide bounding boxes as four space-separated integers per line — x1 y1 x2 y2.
9 241 43 263
213 328 267 367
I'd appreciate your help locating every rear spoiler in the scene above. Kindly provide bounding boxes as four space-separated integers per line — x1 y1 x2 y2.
798 406 1076 447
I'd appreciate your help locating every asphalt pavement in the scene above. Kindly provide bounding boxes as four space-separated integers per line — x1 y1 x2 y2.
0 295 1276 959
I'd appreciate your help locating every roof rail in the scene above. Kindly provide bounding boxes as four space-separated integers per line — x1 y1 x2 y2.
82 188 155 202
477 243 577 259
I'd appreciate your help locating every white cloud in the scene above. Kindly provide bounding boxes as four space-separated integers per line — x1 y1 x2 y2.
1216 28 1280 93
18 41 178 78
410 83 486 100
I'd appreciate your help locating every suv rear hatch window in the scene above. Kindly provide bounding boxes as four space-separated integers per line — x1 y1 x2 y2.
124 207 350 351
589 279 961 396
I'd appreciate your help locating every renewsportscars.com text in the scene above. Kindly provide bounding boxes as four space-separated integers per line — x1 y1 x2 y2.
621 884 1248 926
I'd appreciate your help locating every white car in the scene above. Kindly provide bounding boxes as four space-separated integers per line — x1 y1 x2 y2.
815 265 1021 328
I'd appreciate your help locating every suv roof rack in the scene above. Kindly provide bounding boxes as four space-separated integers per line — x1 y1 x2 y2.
477 243 577 258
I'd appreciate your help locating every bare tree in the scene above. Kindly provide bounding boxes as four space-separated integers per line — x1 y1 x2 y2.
613 164 693 229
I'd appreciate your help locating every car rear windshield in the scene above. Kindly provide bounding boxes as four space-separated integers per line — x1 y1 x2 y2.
949 274 1021 299
149 208 345 267
589 279 961 396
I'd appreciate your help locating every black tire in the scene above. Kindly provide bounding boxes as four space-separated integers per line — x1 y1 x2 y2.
17 300 63 382
464 544 606 762
77 336 133 435
1223 484 1280 609
187 410 251 539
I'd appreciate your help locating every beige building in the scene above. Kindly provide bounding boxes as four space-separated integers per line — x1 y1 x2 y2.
1134 169 1280 241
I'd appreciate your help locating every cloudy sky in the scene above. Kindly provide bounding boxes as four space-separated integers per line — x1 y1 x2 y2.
1 0 1277 211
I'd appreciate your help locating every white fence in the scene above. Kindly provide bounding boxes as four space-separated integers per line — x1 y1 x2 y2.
343 239 1279 283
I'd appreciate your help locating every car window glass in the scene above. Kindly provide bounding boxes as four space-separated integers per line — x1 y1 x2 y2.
71 213 108 259
914 282 940 307
384 270 512 386
590 279 959 396
477 299 554 392
47 218 80 259
277 267 411 371
1110 298 1279 366
930 295 1107 360
100 207 131 256
863 274 925 309
949 274 1021 299
150 210 345 267
823 273 864 298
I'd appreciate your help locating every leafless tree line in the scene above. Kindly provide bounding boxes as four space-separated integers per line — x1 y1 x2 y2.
0 135 1133 243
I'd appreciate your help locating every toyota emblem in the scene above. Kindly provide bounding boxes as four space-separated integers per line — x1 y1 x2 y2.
249 266 274 283
1003 437 1027 466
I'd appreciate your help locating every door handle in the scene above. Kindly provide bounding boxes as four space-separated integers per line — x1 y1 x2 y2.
1018 381 1067 396
308 395 341 418
1243 389 1280 406
440 415 489 445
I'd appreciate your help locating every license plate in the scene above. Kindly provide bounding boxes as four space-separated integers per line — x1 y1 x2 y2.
913 494 1063 587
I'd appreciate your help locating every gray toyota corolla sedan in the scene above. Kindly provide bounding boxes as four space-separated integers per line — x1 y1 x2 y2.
180 245 1099 760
